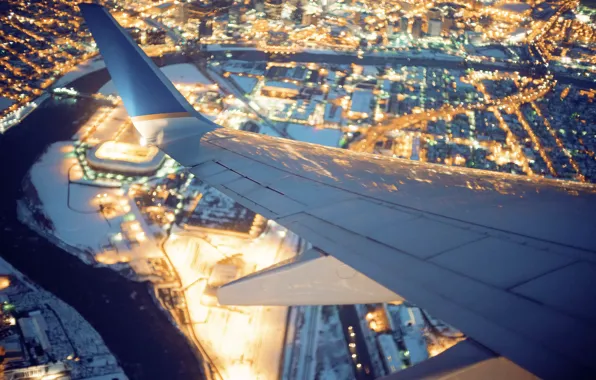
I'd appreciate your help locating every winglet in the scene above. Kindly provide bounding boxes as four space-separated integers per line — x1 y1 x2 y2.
79 3 219 160
79 3 195 118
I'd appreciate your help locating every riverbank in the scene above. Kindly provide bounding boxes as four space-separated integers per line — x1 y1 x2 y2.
18 59 299 380
0 237 127 379
0 63 204 379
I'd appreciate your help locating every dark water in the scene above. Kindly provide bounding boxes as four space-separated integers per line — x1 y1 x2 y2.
0 71 204 379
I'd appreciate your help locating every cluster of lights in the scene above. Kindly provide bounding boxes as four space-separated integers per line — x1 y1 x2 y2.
0 0 99 119
0 101 38 132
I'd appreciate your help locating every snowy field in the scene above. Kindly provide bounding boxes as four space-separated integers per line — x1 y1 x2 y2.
25 139 168 275
24 63 222 263
25 142 122 259
302 48 341 55
498 2 531 12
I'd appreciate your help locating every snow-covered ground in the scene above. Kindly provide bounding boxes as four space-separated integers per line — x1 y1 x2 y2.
286 124 342 147
164 224 297 380
205 45 258 52
25 142 121 258
53 57 107 88
362 65 381 77
0 252 36 289
475 48 508 59
161 64 212 85
302 48 341 55
0 96 14 113
99 63 211 95
402 331 430 365
206 44 464 62
230 74 258 94
498 2 531 12
24 62 226 264
313 306 355 380
23 140 164 274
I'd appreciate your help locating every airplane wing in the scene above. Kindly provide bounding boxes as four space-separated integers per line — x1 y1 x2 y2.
79 4 596 378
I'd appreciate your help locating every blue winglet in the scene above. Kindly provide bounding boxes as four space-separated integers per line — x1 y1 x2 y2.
79 3 196 118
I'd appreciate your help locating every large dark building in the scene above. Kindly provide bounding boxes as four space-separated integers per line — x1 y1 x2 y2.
411 16 424 38
145 29 166 45
198 19 214 38
227 6 241 37
265 0 283 19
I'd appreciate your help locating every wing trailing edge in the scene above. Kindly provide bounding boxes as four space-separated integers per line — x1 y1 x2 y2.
217 248 404 306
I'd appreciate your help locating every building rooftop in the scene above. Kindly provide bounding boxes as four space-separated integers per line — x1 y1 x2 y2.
378 333 405 373
498 3 531 13
324 103 343 124
350 90 374 115
263 80 300 91
287 124 342 147
88 141 166 175
403 331 429 365
230 74 258 94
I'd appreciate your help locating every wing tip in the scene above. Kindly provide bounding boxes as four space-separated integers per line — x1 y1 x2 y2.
79 2 197 118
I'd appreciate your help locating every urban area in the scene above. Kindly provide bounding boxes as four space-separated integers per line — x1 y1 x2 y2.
0 253 126 379
1 0 595 378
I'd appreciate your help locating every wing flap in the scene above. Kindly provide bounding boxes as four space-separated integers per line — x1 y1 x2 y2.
218 249 402 305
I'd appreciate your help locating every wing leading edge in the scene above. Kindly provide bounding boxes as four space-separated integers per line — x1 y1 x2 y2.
81 5 596 379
